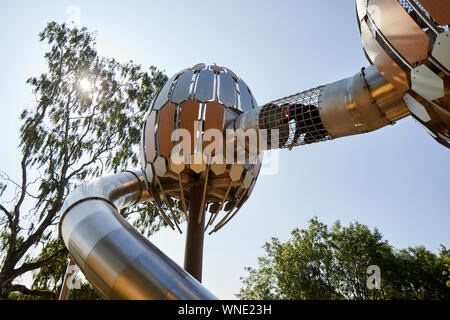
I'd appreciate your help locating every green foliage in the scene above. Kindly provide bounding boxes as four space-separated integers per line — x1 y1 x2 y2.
0 21 169 299
68 283 103 300
238 217 450 300
31 240 67 293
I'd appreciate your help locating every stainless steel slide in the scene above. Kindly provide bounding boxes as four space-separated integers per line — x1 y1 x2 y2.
58 170 217 300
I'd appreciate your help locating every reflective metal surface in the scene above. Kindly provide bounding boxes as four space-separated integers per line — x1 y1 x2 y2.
417 0 450 26
356 0 450 147
319 64 408 138
404 93 431 122
144 111 157 163
432 31 450 71
157 103 176 157
231 64 409 146
141 64 262 232
411 64 445 101
238 79 252 111
360 19 410 92
195 69 215 102
171 69 194 104
368 0 429 65
153 75 176 111
218 72 236 107
59 170 217 300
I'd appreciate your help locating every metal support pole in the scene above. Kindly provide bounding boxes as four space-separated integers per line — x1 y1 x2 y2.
58 256 76 300
183 183 205 282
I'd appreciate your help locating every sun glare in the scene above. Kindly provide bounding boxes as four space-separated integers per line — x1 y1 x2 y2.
79 78 92 91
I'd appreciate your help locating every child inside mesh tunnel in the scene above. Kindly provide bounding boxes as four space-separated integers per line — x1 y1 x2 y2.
280 103 327 150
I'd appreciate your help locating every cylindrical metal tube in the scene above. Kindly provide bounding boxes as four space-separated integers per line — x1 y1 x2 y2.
231 64 410 149
59 170 217 300
320 65 408 138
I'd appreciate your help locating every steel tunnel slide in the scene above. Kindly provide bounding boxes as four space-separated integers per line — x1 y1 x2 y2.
58 170 217 299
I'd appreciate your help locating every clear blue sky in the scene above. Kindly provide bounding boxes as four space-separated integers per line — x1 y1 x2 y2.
0 0 449 299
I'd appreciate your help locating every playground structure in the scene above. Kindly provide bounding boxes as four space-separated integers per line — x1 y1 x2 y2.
58 0 449 299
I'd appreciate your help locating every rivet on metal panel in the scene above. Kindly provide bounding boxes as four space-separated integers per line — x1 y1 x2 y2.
432 31 450 72
411 64 445 100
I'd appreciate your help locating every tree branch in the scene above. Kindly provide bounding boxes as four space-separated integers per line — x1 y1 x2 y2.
0 204 12 221
10 284 57 300
9 248 67 280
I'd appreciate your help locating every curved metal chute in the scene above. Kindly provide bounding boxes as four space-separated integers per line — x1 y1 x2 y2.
58 170 217 300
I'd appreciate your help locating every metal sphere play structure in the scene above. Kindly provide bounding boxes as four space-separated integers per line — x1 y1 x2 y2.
140 64 262 234
58 0 449 300
140 64 263 280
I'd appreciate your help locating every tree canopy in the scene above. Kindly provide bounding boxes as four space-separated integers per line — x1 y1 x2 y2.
238 217 450 300
0 21 171 299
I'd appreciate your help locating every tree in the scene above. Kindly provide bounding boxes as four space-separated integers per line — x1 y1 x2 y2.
0 21 170 299
394 245 450 299
238 217 450 300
